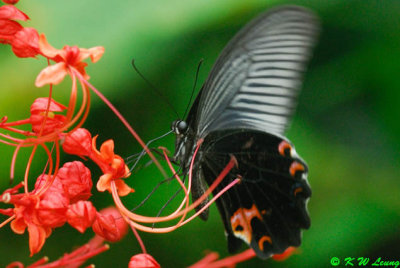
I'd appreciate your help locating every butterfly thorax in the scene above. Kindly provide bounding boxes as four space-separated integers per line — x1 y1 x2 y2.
171 119 197 173
171 119 210 221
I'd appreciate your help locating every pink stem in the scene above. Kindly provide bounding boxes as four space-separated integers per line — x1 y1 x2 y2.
72 69 167 178
180 178 240 226
196 249 256 268
188 252 219 268
129 221 147 254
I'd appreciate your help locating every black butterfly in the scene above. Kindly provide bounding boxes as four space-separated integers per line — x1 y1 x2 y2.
171 6 318 259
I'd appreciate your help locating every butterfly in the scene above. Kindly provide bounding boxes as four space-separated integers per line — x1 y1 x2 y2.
171 6 319 259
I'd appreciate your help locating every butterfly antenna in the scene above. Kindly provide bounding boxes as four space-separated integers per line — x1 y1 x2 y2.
129 130 173 173
130 175 175 211
183 58 204 119
131 59 179 118
152 186 183 228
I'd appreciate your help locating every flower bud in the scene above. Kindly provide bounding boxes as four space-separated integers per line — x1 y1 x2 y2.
129 254 160 268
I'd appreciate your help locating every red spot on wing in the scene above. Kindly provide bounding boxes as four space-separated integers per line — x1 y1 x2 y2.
278 141 292 156
289 161 305 177
294 187 303 196
258 235 272 251
230 204 262 245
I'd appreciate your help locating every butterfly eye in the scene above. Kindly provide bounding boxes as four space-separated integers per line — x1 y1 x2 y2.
177 120 188 134
171 120 188 135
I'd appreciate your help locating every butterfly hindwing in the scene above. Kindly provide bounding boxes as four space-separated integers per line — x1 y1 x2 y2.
198 129 310 259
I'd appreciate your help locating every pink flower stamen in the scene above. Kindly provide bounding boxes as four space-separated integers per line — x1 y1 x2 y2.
190 249 256 268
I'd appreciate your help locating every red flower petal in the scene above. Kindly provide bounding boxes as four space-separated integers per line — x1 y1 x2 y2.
30 98 67 135
96 173 112 193
0 208 14 216
62 128 92 156
6 261 24 268
8 176 69 256
57 161 92 203
2 0 20 4
101 207 128 237
34 174 64 195
30 97 67 113
10 217 27 234
99 139 115 163
11 27 40 58
91 137 132 196
96 167 133 196
27 224 51 256
30 114 66 135
35 175 69 228
35 62 68 87
92 207 127 242
37 33 63 59
129 254 161 268
30 98 66 134
73 61 90 80
0 19 22 43
114 177 134 196
9 194 39 236
78 46 105 63
66 201 97 233
0 5 28 21
36 33 104 83
37 193 69 228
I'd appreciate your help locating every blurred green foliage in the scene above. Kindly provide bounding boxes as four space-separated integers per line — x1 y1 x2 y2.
1 0 399 267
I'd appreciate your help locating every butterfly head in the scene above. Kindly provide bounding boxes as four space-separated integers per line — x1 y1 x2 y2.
171 120 188 135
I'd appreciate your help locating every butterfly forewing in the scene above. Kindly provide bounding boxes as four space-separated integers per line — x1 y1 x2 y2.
195 6 319 137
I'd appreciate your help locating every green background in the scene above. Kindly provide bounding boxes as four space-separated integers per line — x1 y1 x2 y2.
1 0 399 267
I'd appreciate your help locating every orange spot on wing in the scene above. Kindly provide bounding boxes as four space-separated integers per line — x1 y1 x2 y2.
278 141 292 156
289 161 305 177
230 204 262 244
294 187 303 196
258 236 272 251
261 209 267 215
261 208 272 216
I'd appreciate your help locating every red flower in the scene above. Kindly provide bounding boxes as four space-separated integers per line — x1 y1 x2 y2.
91 136 133 196
129 254 160 268
9 195 51 255
0 5 28 21
62 128 92 157
0 5 28 44
2 0 20 4
11 27 40 58
66 201 97 233
33 175 69 228
57 161 92 203
10 194 41 235
6 231 110 267
35 34 105 87
9 175 69 255
92 207 128 242
30 97 67 135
